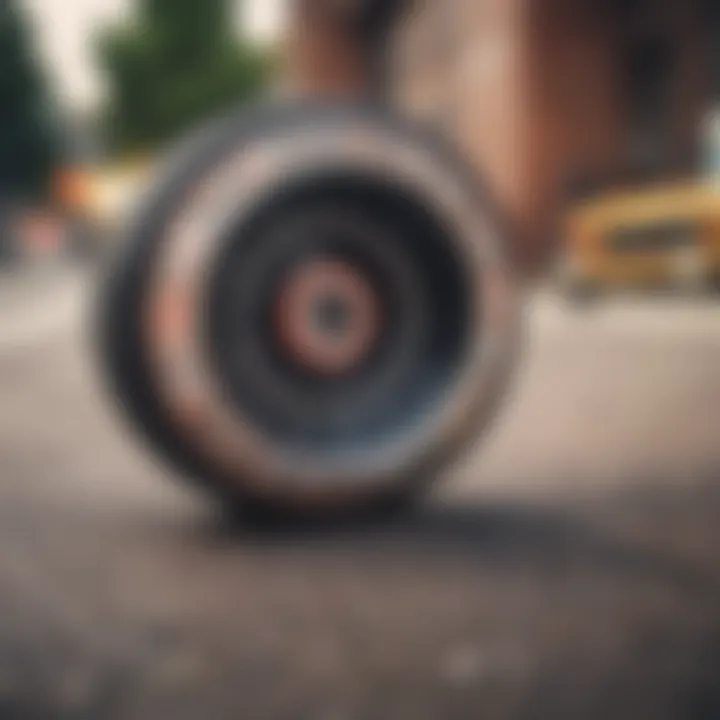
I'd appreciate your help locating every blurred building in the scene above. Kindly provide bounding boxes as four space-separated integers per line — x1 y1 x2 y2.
394 0 719 266
18 0 719 267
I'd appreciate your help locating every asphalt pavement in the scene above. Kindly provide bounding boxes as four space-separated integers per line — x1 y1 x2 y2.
0 265 719 720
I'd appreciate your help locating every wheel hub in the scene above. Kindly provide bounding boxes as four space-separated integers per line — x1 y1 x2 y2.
274 258 382 376
203 174 473 452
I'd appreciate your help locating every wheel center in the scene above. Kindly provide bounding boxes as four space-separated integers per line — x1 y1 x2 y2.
274 258 382 376
313 294 353 337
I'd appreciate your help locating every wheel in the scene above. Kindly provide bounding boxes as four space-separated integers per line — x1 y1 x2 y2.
561 278 601 305
97 102 519 522
555 252 600 305
671 249 711 296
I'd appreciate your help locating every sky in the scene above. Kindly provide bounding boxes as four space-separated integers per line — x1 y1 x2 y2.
22 0 287 113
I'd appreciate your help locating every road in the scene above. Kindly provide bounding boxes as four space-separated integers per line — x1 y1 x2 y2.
0 266 719 720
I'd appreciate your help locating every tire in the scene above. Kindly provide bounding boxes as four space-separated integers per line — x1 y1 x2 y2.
96 101 520 523
554 253 599 306
562 278 600 306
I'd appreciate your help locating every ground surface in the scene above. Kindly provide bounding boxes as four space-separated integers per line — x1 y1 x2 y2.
0 265 719 719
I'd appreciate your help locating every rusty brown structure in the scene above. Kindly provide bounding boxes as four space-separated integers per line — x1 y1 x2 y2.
284 0 717 275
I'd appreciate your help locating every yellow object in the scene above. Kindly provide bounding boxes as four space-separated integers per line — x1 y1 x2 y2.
54 158 153 232
562 180 720 291
54 167 93 210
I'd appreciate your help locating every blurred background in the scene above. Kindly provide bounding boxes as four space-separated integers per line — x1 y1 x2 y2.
2 0 720 718
0 0 280 261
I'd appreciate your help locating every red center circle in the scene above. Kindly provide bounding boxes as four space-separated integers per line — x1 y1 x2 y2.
274 258 382 376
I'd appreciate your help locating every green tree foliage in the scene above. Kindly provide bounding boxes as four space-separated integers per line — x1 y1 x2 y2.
0 0 58 198
98 0 273 153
